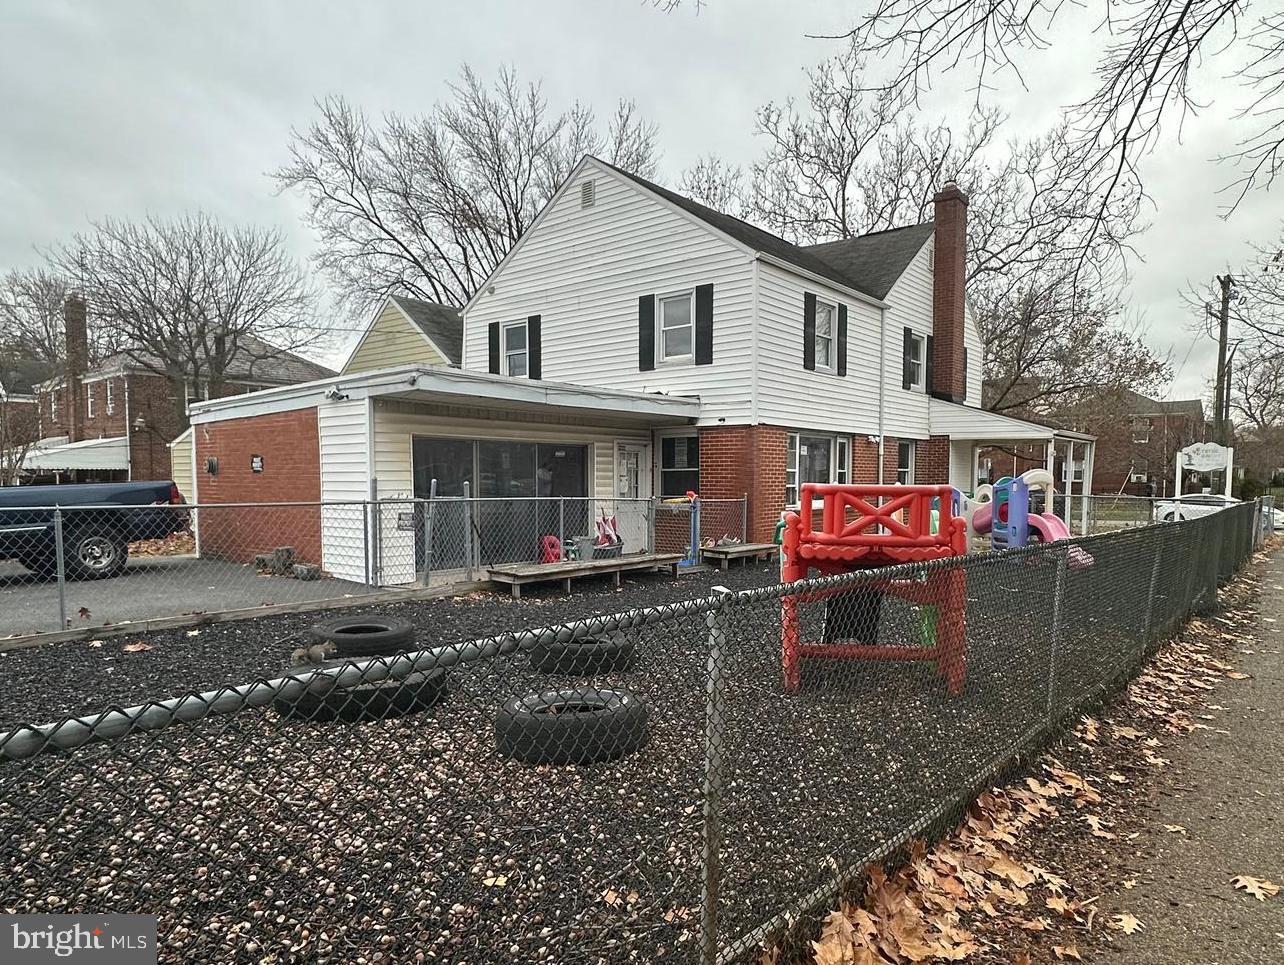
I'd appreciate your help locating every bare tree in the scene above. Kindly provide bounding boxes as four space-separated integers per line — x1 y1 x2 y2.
0 268 120 369
677 155 747 217
275 66 660 311
48 213 321 427
0 392 39 485
828 0 1284 219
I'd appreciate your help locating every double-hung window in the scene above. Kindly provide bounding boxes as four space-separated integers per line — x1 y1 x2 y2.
86 384 95 418
502 321 528 377
786 433 851 506
906 333 926 391
105 380 115 414
660 433 700 497
814 300 835 371
896 441 915 485
658 291 694 361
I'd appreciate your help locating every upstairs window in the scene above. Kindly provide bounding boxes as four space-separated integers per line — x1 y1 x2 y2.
185 380 209 405
105 379 115 414
49 390 57 419
1131 417 1151 444
903 331 926 392
660 434 700 497
502 320 529 377
658 291 694 361
814 300 835 371
86 384 95 418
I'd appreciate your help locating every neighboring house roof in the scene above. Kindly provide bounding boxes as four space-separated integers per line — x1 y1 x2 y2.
389 295 462 365
0 356 53 397
597 159 930 302
1117 389 1204 421
40 335 334 389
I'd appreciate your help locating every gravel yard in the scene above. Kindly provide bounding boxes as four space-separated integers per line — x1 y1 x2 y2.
0 534 1193 963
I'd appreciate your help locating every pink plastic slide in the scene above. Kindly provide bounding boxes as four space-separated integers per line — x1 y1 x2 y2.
1027 513 1071 543
972 501 993 535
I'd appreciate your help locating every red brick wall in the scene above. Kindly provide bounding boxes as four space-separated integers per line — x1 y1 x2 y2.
698 425 787 543
914 435 951 485
194 407 322 564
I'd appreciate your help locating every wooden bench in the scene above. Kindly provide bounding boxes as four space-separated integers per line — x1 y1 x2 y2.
699 542 778 571
487 553 685 599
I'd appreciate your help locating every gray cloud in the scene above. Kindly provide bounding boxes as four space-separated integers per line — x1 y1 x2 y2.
2 0 1279 397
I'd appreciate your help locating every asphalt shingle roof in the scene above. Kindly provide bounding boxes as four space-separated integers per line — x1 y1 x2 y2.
97 335 334 385
597 158 932 301
390 295 463 365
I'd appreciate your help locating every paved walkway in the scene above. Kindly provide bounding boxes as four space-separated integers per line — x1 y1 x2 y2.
1097 547 1284 964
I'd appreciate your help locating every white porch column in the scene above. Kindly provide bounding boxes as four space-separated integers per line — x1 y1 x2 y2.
1080 440 1095 535
1045 438 1056 514
1063 440 1075 527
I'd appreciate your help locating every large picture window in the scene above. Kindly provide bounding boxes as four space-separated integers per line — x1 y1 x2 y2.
786 433 851 506
660 434 700 497
412 437 586 499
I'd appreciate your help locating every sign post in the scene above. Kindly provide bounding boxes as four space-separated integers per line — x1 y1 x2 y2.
1175 442 1235 498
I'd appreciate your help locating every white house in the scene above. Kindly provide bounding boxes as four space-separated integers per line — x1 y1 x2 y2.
186 156 1093 582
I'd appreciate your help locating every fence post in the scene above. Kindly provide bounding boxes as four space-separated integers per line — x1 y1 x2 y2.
420 478 438 588
558 496 565 554
368 478 382 587
647 498 656 554
700 587 733 965
1044 545 1068 722
1142 522 1165 647
741 493 748 543
362 499 371 588
53 508 68 631
463 481 478 571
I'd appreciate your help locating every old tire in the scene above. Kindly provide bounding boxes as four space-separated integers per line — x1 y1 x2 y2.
63 527 128 580
275 667 447 723
529 633 637 675
308 618 415 656
495 688 648 765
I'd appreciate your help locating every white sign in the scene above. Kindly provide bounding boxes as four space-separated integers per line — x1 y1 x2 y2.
1179 442 1231 473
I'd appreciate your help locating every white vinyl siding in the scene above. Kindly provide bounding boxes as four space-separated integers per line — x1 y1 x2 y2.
963 303 983 407
881 240 935 439
462 164 755 425
949 440 976 491
344 301 448 375
756 262 882 435
318 399 370 583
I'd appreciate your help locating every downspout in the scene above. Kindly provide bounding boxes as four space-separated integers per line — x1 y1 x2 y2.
876 305 887 482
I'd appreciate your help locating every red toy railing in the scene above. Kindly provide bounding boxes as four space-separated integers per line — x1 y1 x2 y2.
796 483 959 550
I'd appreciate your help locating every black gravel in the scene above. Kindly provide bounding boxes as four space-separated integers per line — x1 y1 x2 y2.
0 532 1198 963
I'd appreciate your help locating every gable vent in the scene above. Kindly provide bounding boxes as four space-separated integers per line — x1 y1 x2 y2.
580 180 596 209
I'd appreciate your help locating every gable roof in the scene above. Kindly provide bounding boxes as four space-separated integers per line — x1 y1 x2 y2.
596 158 932 302
1116 389 1205 420
801 224 936 301
389 295 462 365
91 335 334 385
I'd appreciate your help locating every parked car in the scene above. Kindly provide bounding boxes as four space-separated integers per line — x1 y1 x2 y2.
1153 493 1240 523
0 481 187 580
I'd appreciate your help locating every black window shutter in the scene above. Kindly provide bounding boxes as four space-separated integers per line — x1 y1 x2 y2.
901 327 913 389
803 293 817 371
527 315 542 380
925 335 935 394
638 295 656 371
961 346 968 398
694 284 714 365
488 322 500 375
836 305 848 377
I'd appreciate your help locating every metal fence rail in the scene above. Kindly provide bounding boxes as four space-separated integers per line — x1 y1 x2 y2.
0 495 744 638
0 504 1263 964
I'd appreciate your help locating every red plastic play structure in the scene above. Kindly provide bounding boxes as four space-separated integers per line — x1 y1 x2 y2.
779 483 970 694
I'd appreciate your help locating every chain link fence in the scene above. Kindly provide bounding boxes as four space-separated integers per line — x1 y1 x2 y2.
0 496 744 638
0 503 1263 962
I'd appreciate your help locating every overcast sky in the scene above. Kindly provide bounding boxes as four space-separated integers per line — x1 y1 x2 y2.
2 0 1279 401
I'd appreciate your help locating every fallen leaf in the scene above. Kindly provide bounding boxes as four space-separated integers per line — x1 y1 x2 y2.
1112 725 1145 740
1225 671 1251 680
1122 879 1137 890
481 874 507 887
1086 815 1116 839
77 606 91 620
186 629 201 637
602 888 621 907
1111 913 1145 934
87 639 103 649
1231 875 1280 901
121 642 152 653
989 855 1035 888
1163 824 1187 834
1052 945 1081 960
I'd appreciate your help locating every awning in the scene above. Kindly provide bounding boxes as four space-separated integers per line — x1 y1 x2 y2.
24 435 130 472
929 399 1057 442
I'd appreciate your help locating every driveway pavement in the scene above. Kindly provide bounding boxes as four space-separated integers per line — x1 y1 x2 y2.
0 555 373 638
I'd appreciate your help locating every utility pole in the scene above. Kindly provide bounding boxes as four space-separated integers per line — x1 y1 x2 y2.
1212 274 1233 446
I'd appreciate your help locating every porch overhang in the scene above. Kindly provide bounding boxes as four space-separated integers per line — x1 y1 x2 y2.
928 399 1055 442
23 435 130 472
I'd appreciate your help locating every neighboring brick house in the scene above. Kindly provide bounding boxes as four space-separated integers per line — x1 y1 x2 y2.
24 297 333 483
977 390 1206 497
187 156 1094 580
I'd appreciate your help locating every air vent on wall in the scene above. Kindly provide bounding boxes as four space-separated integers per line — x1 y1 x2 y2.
580 180 596 209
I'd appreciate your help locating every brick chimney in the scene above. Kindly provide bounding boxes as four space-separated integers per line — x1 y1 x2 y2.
931 182 968 403
64 295 88 442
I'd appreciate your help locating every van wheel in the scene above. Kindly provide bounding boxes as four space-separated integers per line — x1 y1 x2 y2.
495 688 648 765
64 528 128 580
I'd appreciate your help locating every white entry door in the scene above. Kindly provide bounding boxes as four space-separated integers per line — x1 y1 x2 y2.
614 443 651 551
